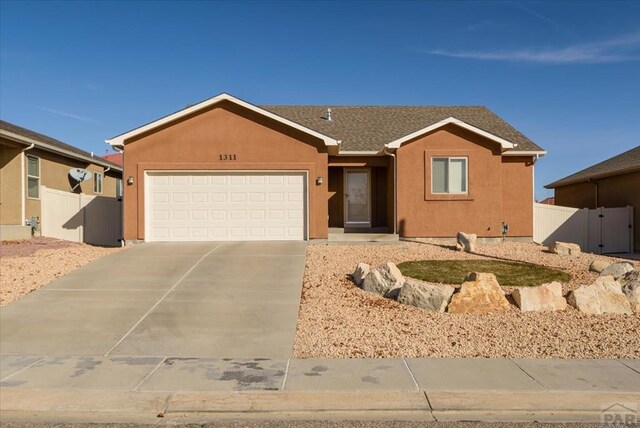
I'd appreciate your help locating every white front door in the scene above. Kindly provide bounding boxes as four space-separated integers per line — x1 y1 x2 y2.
344 169 371 227
146 171 306 242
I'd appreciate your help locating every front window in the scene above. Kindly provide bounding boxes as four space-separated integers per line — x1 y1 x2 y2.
94 172 103 194
432 157 467 194
27 155 40 198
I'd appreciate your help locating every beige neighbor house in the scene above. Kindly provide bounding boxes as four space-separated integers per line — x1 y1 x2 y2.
546 145 640 252
0 120 123 240
107 93 545 244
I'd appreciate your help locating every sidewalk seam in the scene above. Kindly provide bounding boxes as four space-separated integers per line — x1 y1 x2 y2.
281 358 291 391
618 359 640 375
402 357 420 391
423 391 438 422
104 244 222 357
0 357 44 383
161 391 175 416
509 358 547 390
132 357 166 391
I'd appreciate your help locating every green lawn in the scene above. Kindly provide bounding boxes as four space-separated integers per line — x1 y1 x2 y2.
397 259 571 287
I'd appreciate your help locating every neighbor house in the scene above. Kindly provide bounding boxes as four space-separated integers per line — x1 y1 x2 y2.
106 93 545 243
1 120 123 240
546 145 640 251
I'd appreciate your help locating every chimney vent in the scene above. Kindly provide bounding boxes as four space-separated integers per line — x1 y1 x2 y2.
326 108 332 122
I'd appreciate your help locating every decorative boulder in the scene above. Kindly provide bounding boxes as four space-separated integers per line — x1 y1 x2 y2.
550 241 581 256
599 262 634 280
512 282 567 312
456 232 477 253
447 272 511 314
620 270 640 313
568 275 632 315
589 260 610 273
351 263 370 286
397 278 455 312
361 262 405 298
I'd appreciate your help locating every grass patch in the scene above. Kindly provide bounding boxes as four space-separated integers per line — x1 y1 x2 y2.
397 259 571 287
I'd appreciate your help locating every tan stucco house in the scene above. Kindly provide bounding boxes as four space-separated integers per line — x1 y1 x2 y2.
546 145 640 251
106 93 545 243
1 120 123 240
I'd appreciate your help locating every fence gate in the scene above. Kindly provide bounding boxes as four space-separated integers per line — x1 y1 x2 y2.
534 203 634 254
40 186 122 247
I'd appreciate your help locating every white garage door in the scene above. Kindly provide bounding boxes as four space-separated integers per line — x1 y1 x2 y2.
146 172 306 242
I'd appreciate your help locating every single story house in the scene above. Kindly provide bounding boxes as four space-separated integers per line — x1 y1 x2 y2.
106 93 545 243
0 120 123 240
546 145 640 251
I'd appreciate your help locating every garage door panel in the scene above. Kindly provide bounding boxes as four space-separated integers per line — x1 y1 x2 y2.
147 172 306 242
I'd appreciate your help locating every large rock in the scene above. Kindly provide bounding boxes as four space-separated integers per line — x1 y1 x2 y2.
589 260 610 273
456 232 477 253
397 278 455 312
620 270 640 313
568 275 632 315
599 262 634 280
550 241 581 256
361 262 405 298
447 272 511 314
512 282 567 312
351 263 370 286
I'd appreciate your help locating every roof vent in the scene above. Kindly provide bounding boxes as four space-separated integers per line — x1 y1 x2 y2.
326 108 332 122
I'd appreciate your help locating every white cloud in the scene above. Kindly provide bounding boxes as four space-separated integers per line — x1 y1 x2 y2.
37 107 99 124
424 32 640 64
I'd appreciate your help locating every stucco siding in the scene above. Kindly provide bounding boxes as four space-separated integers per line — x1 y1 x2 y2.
396 125 533 238
122 100 329 240
0 142 22 225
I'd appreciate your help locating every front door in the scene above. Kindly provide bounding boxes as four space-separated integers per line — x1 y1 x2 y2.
344 169 371 227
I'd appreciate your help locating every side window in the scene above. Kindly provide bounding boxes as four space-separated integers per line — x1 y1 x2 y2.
432 157 467 194
94 172 103 194
26 155 40 198
115 178 123 199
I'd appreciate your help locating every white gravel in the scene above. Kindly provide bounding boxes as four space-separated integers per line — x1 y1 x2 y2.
0 240 121 306
294 241 640 359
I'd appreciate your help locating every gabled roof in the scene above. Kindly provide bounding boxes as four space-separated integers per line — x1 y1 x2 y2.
0 119 122 171
102 152 123 167
546 145 640 188
263 105 544 153
106 93 340 148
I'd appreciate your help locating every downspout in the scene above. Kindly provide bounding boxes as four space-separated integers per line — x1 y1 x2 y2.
383 147 397 235
20 143 35 225
531 154 539 243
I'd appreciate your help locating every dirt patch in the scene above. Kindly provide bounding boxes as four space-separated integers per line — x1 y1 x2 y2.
0 239 121 306
294 241 640 359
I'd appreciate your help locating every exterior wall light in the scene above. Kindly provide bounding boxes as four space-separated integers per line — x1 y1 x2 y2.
316 176 323 185
127 176 135 185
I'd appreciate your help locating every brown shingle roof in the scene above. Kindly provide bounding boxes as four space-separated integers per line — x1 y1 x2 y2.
0 119 121 170
261 105 542 152
546 145 640 188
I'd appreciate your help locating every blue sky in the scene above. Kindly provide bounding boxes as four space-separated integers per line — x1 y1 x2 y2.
1 0 639 200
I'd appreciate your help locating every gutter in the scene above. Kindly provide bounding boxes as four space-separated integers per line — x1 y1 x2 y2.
20 143 35 226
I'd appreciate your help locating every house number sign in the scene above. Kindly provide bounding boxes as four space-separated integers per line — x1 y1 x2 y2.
219 154 237 160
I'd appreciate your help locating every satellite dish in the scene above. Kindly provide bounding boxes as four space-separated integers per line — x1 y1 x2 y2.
69 168 93 182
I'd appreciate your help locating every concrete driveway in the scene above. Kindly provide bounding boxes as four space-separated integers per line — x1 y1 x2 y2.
0 242 306 358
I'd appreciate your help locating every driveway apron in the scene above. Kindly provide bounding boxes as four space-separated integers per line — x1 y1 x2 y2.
0 242 307 359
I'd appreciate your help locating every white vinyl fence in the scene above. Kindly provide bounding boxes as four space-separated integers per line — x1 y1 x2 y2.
40 186 122 247
534 203 634 254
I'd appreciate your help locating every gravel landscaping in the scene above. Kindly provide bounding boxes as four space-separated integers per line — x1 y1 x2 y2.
294 241 640 359
0 238 121 306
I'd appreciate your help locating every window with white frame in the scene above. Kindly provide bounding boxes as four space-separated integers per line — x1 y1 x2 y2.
431 157 468 194
26 155 40 198
115 178 123 199
94 172 103 194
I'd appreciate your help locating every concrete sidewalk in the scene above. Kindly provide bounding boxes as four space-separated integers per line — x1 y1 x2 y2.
1 356 639 423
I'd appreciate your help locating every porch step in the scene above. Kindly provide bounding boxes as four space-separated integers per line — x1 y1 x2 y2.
328 233 400 242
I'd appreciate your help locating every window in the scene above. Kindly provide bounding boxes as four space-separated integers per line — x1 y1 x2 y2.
432 157 467 194
94 172 103 194
26 155 40 198
115 178 123 199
